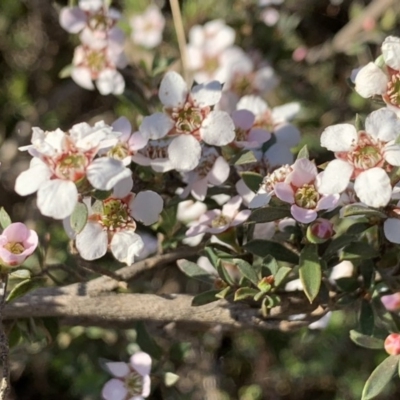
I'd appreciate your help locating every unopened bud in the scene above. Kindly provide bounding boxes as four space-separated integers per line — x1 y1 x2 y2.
381 293 400 312
384 333 400 355
306 218 334 244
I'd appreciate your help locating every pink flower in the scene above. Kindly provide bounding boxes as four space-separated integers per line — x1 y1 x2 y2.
381 293 400 311
0 223 38 268
102 352 152 400
385 333 400 355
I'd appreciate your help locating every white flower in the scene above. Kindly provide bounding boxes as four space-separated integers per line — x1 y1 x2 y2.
139 71 235 171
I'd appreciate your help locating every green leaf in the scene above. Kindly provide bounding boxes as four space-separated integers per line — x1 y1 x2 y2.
360 260 375 289
8 323 22 348
240 172 263 192
323 235 354 259
176 259 214 284
6 277 45 303
342 242 379 260
299 244 321 303
349 330 384 349
359 299 374 336
216 262 235 286
249 207 292 223
204 246 219 269
347 222 371 235
245 240 299 264
191 290 220 306
92 189 112 200
70 202 88 234
234 287 259 301
0 208 12 229
296 145 309 160
274 266 292 288
233 258 258 286
164 372 180 387
215 286 231 299
231 150 257 166
136 322 162 359
262 256 279 275
341 204 386 219
361 355 400 400
9 269 31 281
355 113 363 131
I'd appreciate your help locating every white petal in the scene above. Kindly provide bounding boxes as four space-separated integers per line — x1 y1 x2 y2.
354 62 388 98
365 108 400 142
139 113 174 140
131 191 163 225
264 143 293 167
168 135 201 171
159 71 188 108
130 351 152 376
110 231 144 265
76 221 108 260
236 179 255 206
112 116 131 137
222 196 241 219
385 143 400 166
190 178 208 201
290 205 317 224
320 124 357 152
354 168 391 207
71 67 95 90
102 379 128 400
274 123 301 147
382 36 400 70
248 192 271 208
200 111 235 146
15 159 51 196
208 156 230 185
59 7 87 33
384 218 400 244
231 109 255 130
191 80 222 107
37 180 78 219
272 102 300 123
106 362 130 378
87 158 131 191
316 160 353 194
96 70 125 96
112 176 133 198
237 95 268 115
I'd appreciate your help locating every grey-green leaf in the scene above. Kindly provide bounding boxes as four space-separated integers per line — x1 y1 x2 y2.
299 244 321 303
349 330 384 350
70 202 88 234
176 259 214 284
0 207 12 229
233 258 259 286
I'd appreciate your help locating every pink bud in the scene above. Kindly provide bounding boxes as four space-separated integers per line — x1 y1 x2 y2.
292 46 308 62
307 218 334 244
384 333 400 355
381 293 400 312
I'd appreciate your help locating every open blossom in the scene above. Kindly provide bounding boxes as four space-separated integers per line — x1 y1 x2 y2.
74 188 163 265
180 146 230 201
139 71 235 171
318 108 400 207
15 122 131 219
186 196 251 237
0 223 38 268
130 5 165 48
102 352 151 400
355 36 400 113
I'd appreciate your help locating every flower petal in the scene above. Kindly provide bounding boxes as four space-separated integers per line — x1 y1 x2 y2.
274 123 301 147
159 71 188 108
102 379 128 400
191 80 222 107
110 230 144 265
76 222 108 260
131 191 163 225
382 36 400 70
291 205 317 224
274 182 294 204
130 351 152 377
200 111 235 146
365 108 400 142
96 70 125 96
139 113 174 140
384 218 400 244
168 135 201 171
105 362 130 378
207 156 230 186
15 159 51 196
354 168 391 207
354 62 388 98
71 67 95 90
320 124 357 152
87 158 131 191
59 7 87 33
316 160 353 194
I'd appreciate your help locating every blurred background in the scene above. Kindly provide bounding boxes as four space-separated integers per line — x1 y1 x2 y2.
1 0 400 398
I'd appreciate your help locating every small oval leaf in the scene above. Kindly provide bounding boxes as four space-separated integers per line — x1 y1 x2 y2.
70 202 88 234
299 244 321 303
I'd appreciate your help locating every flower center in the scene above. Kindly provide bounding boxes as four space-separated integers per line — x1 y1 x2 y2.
230 73 254 96
255 111 274 132
171 103 206 136
88 13 113 31
108 143 130 161
235 127 249 142
86 48 108 75
386 72 400 107
4 242 25 254
124 371 143 396
54 153 88 181
211 214 230 228
139 140 169 160
294 184 319 209
203 56 219 73
100 198 133 231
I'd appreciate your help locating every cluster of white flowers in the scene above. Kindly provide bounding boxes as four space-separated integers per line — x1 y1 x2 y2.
60 0 127 95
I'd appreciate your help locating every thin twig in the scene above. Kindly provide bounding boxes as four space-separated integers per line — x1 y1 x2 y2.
0 274 10 400
169 0 190 84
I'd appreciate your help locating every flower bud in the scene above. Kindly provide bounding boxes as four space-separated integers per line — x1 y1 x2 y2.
384 333 400 355
306 218 334 244
381 293 400 312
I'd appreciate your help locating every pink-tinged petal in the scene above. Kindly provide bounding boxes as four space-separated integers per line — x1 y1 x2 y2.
316 159 353 195
231 109 255 130
264 143 293 167
248 192 271 208
37 179 78 219
76 221 108 260
168 135 201 171
272 102 300 123
141 374 151 397
222 196 242 219
384 143 400 166
190 177 208 201
59 7 87 33
236 179 256 206
112 116 131 139
129 132 148 151
87 158 131 191
274 123 301 147
191 80 222 107
247 128 271 145
384 218 400 244
231 210 251 225
130 352 152 377
201 111 235 146
112 176 133 198
366 108 400 142
274 182 294 204
102 378 128 400
382 36 400 70
186 223 209 237
131 191 163 225
354 62 388 98
290 205 317 224
237 95 268 115
110 231 144 265
3 223 30 242
105 362 130 378
96 70 125 96
71 67 95 90
159 71 188 108
320 124 357 152
15 159 51 196
150 158 174 172
316 194 340 211
139 113 174 140
208 156 230 186
354 168 391 207
290 159 317 187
